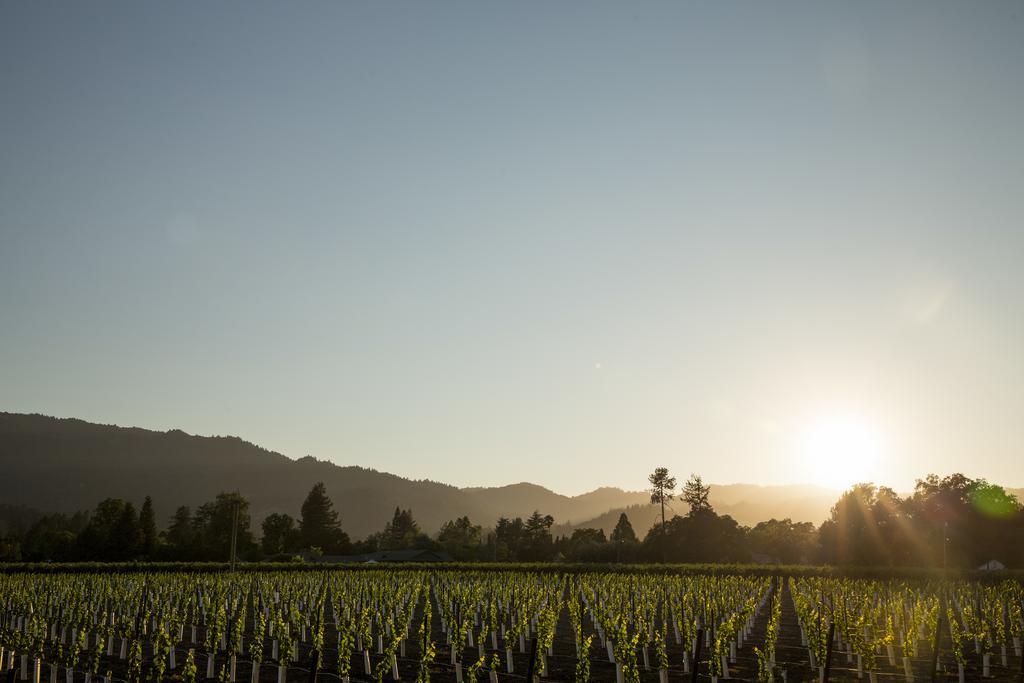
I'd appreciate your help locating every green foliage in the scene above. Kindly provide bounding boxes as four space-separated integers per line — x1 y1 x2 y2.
819 474 1024 567
75 499 141 561
682 474 711 514
182 648 197 683
417 592 435 683
192 492 256 560
261 513 300 556
575 634 593 682
0 567 1021 683
648 468 677 507
437 516 482 560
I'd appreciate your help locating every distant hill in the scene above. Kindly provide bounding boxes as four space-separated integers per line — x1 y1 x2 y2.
1 412 842 538
710 483 842 526
460 484 650 526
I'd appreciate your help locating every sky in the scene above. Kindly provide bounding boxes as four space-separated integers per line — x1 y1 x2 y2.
2 2 1023 496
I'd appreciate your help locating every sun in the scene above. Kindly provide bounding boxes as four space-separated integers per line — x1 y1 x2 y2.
797 414 883 490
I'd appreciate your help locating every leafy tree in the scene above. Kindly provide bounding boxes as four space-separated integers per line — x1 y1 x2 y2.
817 474 1024 568
77 498 136 560
299 482 350 553
682 474 711 514
191 492 256 561
746 518 817 564
563 528 612 562
521 511 555 560
819 483 905 566
648 468 677 562
139 496 157 556
437 516 482 560
571 527 606 544
490 517 526 561
21 513 85 561
911 474 1021 567
643 511 745 563
967 481 1019 517
261 513 300 556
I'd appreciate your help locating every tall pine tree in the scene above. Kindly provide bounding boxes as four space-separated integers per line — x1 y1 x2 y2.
299 482 350 553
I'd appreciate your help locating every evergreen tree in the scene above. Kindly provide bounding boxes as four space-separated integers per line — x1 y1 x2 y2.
648 468 677 562
139 495 157 556
299 482 349 553
382 508 429 550
521 510 555 560
610 512 637 543
682 474 712 514
610 512 639 563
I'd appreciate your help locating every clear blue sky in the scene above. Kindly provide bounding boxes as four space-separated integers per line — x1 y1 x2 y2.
2 2 1023 494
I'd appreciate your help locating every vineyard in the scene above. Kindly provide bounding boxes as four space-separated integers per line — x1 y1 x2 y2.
1 570 1023 683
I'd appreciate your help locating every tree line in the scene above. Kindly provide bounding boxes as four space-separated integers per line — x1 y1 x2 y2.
1 472 1021 568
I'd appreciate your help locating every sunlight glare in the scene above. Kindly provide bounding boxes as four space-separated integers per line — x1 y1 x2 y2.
798 415 883 490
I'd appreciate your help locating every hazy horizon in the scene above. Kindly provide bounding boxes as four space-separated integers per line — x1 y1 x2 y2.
3 3 1023 496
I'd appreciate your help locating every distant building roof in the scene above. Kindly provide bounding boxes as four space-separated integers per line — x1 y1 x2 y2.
304 549 454 564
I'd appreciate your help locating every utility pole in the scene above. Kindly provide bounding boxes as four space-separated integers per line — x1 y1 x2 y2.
230 501 239 572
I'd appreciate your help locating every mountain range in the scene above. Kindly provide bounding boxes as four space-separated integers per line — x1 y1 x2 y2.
1 412 855 538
